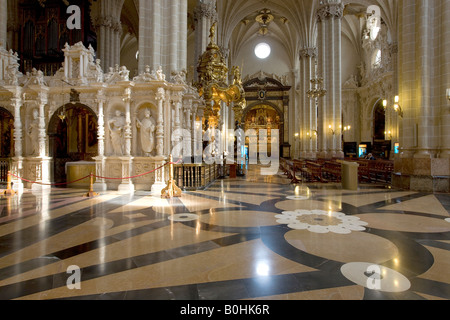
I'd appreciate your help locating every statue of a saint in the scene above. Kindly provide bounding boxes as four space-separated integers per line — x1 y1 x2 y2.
28 109 40 156
136 108 156 156
108 110 125 155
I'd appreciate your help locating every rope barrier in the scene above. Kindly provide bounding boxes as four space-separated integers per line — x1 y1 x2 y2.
2 158 183 198
8 172 91 186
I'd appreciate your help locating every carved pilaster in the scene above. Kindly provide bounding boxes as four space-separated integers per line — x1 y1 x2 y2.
155 87 165 156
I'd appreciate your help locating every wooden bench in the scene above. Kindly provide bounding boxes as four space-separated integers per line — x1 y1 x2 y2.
280 158 301 183
322 161 342 182
368 160 394 183
356 159 393 184
302 161 324 182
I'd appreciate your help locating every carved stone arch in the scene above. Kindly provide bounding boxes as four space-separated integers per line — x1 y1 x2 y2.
48 103 98 184
242 100 284 124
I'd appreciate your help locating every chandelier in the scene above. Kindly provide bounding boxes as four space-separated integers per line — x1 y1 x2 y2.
194 22 246 126
307 78 327 99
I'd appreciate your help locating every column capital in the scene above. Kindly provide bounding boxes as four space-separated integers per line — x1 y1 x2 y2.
317 2 344 22
300 47 317 59
194 2 217 21
156 87 166 101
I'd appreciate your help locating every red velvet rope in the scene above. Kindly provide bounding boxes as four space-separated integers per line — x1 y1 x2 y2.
7 159 182 186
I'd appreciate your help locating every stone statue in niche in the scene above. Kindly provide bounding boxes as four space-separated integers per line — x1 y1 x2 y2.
27 109 40 156
136 108 156 156
108 110 125 156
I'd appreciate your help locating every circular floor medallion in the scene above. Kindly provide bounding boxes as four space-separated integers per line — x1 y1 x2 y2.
275 210 368 234
341 262 411 293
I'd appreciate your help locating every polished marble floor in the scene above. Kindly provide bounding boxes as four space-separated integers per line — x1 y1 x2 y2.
0 165 449 300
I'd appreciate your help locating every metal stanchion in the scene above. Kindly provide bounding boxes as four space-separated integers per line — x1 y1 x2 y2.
84 172 99 198
2 171 16 196
161 155 182 199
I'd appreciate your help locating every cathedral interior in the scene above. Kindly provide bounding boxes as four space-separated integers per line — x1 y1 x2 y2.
0 0 449 303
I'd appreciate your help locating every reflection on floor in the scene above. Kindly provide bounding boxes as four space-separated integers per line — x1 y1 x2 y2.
0 165 449 300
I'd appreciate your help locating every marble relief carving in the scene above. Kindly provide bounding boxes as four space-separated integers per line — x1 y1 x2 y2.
0 41 204 192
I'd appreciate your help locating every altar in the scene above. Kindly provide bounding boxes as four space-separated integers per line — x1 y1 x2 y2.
65 161 96 189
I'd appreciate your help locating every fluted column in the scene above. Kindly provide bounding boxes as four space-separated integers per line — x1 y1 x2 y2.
316 0 344 159
11 88 24 192
96 94 106 157
37 90 49 158
439 0 450 158
0 0 6 49
193 0 217 81
156 88 165 156
93 89 107 192
94 0 124 71
300 47 318 159
138 0 187 76
11 90 23 157
415 0 433 158
172 94 182 152
123 87 132 156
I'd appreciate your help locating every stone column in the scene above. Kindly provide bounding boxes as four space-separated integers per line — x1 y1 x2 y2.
138 0 187 75
94 0 123 71
37 90 49 158
93 89 107 191
28 86 51 191
193 0 217 81
183 100 192 161
96 93 106 157
439 0 450 158
0 0 6 49
155 87 165 156
393 0 450 192
300 47 318 159
10 88 24 192
123 87 133 156
316 0 344 159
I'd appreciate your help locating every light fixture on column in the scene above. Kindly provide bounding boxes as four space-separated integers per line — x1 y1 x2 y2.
383 99 388 109
329 125 335 135
447 89 450 101
393 95 403 118
384 130 392 140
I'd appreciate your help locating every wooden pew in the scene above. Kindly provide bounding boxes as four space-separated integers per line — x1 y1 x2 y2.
322 161 342 182
303 161 324 182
